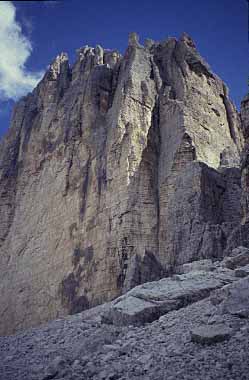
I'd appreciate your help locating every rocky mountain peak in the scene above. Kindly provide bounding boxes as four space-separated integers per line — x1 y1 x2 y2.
179 32 197 49
0 32 246 336
49 52 69 78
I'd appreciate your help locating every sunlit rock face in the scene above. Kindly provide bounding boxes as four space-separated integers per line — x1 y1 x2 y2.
0 33 244 335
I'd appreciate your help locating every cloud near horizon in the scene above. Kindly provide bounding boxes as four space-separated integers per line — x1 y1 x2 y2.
0 1 44 101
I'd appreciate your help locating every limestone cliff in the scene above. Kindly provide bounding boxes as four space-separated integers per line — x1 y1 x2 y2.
0 32 244 335
233 94 249 248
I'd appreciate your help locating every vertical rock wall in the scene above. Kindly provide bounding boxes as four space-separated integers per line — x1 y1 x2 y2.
241 95 249 221
0 33 243 334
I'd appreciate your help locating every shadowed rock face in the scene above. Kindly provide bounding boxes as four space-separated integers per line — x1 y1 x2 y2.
0 32 244 334
241 96 249 221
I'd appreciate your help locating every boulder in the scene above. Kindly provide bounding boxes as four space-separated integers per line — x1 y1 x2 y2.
211 277 249 318
179 259 214 274
42 356 71 380
190 324 232 345
102 269 236 326
235 264 249 278
222 247 249 270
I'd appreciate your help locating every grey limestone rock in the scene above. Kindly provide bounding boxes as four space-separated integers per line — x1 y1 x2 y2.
42 356 71 380
190 323 232 344
0 32 244 334
240 95 249 224
178 259 214 274
102 268 236 326
222 246 249 269
211 277 249 318
235 264 249 278
128 32 142 47
1 261 249 380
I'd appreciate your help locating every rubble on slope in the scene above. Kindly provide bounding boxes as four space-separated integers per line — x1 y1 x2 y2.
1 250 249 380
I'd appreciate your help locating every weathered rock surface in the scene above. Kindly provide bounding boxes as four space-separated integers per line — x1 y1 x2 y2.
0 32 244 334
235 264 249 278
1 257 249 380
211 277 249 318
102 268 236 326
223 95 249 267
177 258 215 274
222 246 249 269
190 324 232 345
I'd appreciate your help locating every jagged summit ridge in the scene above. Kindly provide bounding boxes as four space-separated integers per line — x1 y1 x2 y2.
0 32 244 335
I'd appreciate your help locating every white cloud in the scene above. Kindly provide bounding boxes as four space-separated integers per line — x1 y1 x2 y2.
0 1 44 101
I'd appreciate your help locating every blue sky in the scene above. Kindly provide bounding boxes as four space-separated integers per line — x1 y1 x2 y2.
0 0 248 138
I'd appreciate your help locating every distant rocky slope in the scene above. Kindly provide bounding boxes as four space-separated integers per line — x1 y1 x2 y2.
0 31 246 335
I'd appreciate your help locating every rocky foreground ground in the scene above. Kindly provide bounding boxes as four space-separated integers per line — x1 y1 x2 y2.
1 247 249 380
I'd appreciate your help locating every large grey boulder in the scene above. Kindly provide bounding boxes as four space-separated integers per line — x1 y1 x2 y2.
190 324 232 345
177 259 215 274
211 277 249 318
102 269 236 326
235 264 249 278
42 356 72 380
222 246 249 269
